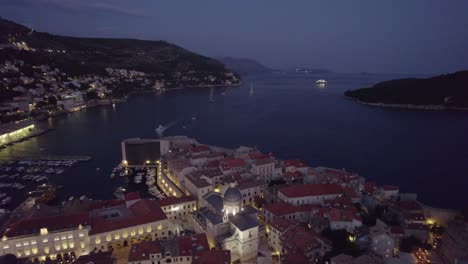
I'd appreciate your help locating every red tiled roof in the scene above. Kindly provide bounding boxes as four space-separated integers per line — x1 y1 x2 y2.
3 213 90 237
281 253 312 264
89 200 167 235
193 250 231 264
254 158 275 166
283 159 307 168
264 202 297 216
270 218 292 233
125 192 141 201
128 240 161 262
178 233 209 256
158 195 195 207
329 208 361 222
280 225 320 254
220 158 246 170
278 184 342 198
191 145 210 153
248 151 270 160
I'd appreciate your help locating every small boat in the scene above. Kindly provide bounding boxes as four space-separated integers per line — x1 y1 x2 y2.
155 125 165 134
79 195 86 201
110 173 116 179
249 82 254 96
68 196 74 201
209 87 215 103
315 79 327 84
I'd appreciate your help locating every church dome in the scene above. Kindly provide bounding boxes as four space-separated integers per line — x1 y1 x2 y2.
223 185 242 204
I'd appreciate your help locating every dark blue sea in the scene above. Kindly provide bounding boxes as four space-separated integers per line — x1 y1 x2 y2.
1 72 467 209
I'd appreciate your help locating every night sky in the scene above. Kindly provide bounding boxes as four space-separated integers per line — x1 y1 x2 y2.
1 0 468 74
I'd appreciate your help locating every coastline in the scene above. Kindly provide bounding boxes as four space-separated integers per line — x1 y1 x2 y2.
344 96 468 111
0 82 243 150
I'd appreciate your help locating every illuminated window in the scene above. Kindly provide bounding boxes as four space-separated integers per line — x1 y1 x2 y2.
114 233 120 240
32 247 38 254
130 229 136 236
69 242 75 248
157 224 163 230
122 230 128 238
67 234 73 239
146 225 152 233
40 228 48 235
16 251 22 257
61 235 66 240
54 237 60 241
80 241 85 249
43 238 48 243
3 245 9 249
61 241 68 249
106 234 111 242
79 233 84 237
15 242 21 248
23 241 29 246
31 240 37 245
95 236 101 244
138 227 144 235
44 247 50 254
24 249 31 256
55 244 60 251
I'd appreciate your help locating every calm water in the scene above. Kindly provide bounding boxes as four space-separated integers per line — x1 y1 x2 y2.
1 72 467 209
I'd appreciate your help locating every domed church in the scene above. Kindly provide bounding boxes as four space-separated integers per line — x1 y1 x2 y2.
192 183 259 263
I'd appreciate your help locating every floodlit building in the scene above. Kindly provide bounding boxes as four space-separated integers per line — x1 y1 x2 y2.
192 184 259 263
0 193 169 262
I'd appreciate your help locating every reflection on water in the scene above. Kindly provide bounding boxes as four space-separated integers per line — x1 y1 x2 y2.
0 72 466 209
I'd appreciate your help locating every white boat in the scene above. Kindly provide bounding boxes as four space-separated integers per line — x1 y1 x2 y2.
155 125 165 134
249 82 254 96
315 79 327 84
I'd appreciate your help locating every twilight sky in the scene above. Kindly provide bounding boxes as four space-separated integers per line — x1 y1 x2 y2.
1 0 468 74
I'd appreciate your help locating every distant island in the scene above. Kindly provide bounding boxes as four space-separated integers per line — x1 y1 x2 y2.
216 57 271 75
344 71 468 110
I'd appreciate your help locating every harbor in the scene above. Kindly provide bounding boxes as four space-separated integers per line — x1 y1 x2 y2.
0 158 86 211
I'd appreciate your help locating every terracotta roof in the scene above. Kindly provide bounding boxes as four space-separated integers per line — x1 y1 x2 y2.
3 213 90 237
178 233 209 256
124 192 141 201
278 183 342 198
192 250 231 264
254 158 274 166
191 145 210 153
280 225 320 254
283 159 307 168
329 208 361 222
128 240 161 262
281 252 312 264
89 200 167 235
270 218 293 233
248 151 270 160
220 158 246 170
264 202 297 216
159 195 195 207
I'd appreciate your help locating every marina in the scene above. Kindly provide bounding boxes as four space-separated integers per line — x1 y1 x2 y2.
0 158 83 210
